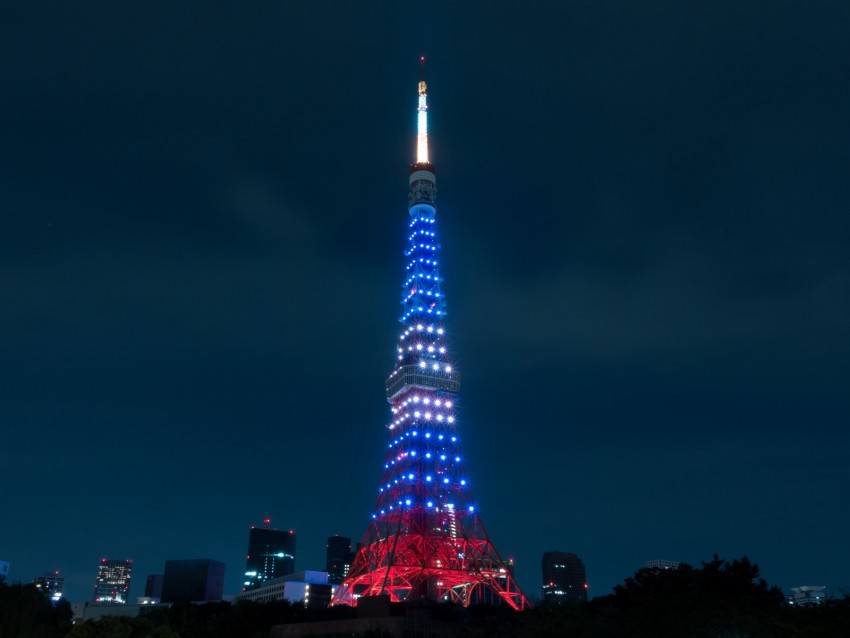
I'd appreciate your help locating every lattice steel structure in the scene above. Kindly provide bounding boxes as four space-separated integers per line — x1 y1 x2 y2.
330 61 530 611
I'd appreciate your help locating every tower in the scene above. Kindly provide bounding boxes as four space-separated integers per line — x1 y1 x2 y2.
541 551 587 605
330 61 530 611
243 518 296 590
92 558 133 605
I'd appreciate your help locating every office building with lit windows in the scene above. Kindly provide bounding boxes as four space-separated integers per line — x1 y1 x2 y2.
325 535 355 585
244 519 296 590
93 558 133 605
541 551 587 605
235 571 333 609
34 571 64 602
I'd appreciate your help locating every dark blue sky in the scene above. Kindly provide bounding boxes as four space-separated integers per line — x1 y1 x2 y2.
2 1 849 602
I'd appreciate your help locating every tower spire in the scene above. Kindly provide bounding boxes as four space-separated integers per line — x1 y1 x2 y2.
416 56 429 165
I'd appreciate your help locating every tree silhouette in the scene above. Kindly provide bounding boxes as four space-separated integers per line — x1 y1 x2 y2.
0 582 72 638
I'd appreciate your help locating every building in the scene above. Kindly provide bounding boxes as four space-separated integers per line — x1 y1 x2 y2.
325 536 355 585
144 574 164 600
645 559 681 570
160 559 225 603
788 585 827 607
34 570 65 602
329 61 529 611
93 558 133 605
0 560 9 583
541 551 587 605
235 571 333 609
244 519 296 590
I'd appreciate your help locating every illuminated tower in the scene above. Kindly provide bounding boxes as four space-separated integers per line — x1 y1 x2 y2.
331 60 530 610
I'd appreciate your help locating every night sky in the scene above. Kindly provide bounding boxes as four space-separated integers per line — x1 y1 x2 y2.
2 1 849 603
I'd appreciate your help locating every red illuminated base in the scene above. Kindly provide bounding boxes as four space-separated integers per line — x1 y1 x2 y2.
330 512 530 611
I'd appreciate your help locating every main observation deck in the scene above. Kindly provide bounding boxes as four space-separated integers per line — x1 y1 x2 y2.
385 363 460 402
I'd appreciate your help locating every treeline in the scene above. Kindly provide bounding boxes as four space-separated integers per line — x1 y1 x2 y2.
0 582 72 638
3 557 850 638
469 557 850 637
67 600 354 638
0 591 354 638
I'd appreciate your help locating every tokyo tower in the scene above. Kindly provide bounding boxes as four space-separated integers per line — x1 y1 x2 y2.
330 60 530 611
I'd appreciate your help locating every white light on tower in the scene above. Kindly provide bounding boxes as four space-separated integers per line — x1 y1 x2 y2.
417 57 429 164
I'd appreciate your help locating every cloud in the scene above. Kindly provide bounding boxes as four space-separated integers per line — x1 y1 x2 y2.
452 225 849 373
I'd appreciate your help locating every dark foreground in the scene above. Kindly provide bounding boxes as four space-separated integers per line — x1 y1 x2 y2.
3 557 848 638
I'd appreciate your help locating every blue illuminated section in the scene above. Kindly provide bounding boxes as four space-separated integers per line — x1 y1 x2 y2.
371 73 475 526
401 204 445 322
375 415 471 518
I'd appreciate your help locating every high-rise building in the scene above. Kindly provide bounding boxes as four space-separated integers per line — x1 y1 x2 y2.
645 559 680 570
326 535 355 585
330 61 530 611
541 551 587 605
161 559 225 603
33 570 64 602
0 560 9 583
243 518 296 590
92 558 133 605
144 574 164 599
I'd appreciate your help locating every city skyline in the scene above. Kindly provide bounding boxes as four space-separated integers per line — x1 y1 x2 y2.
3 1 849 603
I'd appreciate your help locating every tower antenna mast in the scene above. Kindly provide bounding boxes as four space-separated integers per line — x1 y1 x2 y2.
416 57 429 165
